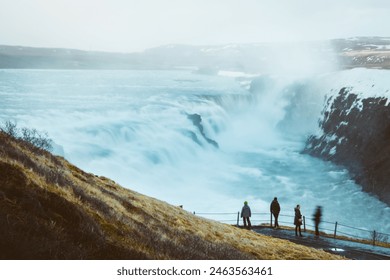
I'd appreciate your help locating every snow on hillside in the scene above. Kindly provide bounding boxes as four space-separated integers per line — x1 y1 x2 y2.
318 68 390 109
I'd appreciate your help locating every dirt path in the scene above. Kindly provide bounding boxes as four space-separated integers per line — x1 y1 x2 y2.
252 226 390 260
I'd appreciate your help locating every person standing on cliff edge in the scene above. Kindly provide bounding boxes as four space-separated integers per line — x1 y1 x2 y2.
313 206 322 237
270 197 280 228
241 201 252 229
294 204 303 237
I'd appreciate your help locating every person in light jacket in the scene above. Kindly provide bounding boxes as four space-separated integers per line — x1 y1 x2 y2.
241 201 252 229
294 204 303 237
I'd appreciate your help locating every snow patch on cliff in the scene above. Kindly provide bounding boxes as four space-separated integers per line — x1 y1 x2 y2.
321 68 390 105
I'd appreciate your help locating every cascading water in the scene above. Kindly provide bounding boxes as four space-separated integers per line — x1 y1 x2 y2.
1 68 389 237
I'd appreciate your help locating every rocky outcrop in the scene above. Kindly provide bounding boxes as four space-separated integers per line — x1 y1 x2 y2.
187 113 219 148
304 87 390 205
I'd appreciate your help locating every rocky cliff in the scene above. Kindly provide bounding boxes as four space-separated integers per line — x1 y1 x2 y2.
304 87 390 205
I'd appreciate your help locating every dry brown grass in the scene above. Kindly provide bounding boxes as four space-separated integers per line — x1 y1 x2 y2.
0 131 344 260
343 50 390 56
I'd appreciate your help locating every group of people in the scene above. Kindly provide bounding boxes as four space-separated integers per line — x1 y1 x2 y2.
240 198 323 237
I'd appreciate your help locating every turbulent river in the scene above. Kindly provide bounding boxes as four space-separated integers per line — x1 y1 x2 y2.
1 69 389 237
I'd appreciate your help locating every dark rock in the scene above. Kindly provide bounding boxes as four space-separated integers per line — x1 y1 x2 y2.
304 88 390 205
187 114 219 148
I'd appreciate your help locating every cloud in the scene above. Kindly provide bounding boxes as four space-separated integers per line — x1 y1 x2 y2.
0 0 389 52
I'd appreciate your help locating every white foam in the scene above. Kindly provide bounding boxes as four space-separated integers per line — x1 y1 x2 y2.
1 69 389 236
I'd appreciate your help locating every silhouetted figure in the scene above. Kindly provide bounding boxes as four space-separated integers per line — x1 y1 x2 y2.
313 206 322 236
294 204 303 237
241 201 252 229
270 197 280 228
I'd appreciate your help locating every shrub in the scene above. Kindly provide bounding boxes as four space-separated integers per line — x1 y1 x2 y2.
0 120 52 151
371 231 389 245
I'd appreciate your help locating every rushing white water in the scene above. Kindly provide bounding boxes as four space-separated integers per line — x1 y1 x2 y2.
1 68 389 237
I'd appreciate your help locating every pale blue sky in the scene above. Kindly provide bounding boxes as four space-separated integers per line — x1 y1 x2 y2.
0 0 389 52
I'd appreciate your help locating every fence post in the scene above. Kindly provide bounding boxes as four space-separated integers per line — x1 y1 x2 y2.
373 230 376 246
303 216 306 232
237 211 240 227
334 222 338 238
270 213 273 227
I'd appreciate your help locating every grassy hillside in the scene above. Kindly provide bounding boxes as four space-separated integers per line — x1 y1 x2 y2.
0 131 344 260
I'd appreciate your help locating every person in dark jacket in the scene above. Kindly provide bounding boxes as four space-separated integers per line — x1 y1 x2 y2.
313 206 322 236
294 204 303 237
241 201 252 229
270 197 280 228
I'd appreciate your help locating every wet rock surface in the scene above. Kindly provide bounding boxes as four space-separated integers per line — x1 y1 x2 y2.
304 87 390 205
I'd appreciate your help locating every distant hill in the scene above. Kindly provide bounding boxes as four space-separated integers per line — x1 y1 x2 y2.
0 130 343 260
333 37 390 69
0 45 146 69
1 37 389 71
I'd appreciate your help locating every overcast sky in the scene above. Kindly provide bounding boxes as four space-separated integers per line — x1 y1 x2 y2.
0 0 389 52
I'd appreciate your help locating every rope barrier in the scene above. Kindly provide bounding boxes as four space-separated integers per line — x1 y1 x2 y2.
193 211 390 246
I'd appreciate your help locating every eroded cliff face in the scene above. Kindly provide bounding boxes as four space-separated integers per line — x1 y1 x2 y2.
304 87 390 205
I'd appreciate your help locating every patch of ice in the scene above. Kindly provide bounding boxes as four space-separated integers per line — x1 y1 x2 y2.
329 146 336 156
325 134 337 142
218 70 259 78
337 137 346 145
